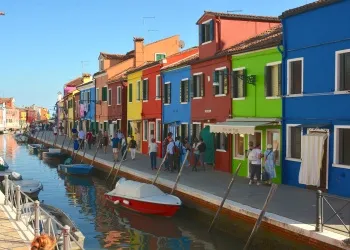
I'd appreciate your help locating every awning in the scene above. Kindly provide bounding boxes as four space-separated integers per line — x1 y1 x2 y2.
209 118 280 135
295 124 331 129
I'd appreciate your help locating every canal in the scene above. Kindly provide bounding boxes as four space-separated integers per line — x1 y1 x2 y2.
0 134 316 250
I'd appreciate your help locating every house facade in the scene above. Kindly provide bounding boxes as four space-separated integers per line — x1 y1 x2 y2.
280 0 350 197
0 104 5 132
191 11 280 173
0 98 20 130
77 80 96 133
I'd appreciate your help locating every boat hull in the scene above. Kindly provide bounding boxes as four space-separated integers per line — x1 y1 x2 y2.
104 194 180 217
57 164 93 176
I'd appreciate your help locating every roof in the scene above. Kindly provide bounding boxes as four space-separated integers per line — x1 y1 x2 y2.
280 0 342 19
64 77 82 87
217 25 282 57
93 70 106 77
99 52 134 60
127 61 160 75
196 11 280 24
161 53 199 71
0 98 14 104
107 68 132 83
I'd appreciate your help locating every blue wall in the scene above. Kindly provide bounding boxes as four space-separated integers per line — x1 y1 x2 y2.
80 87 96 122
162 66 192 136
282 0 350 197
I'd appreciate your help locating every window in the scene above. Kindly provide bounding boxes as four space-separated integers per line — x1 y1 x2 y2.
234 134 244 158
265 62 282 97
216 133 228 151
287 125 302 160
199 20 213 44
137 81 141 101
99 59 104 71
163 82 171 104
180 124 188 139
336 50 350 92
191 123 201 142
192 74 204 98
128 83 133 102
267 130 280 164
156 75 161 99
180 79 189 103
127 121 132 136
117 87 122 105
108 89 112 106
143 120 148 141
287 58 303 95
156 119 161 142
68 100 73 109
213 67 228 96
87 91 91 104
155 53 166 61
334 127 350 167
102 87 108 101
96 88 100 102
143 79 149 101
232 68 246 98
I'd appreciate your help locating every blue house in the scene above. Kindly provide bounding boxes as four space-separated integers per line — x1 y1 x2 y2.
280 0 350 197
77 80 96 132
161 56 198 143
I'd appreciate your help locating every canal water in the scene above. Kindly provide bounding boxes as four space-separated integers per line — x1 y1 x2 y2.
0 134 316 250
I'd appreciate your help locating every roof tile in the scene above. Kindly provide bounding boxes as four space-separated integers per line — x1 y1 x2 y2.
161 54 199 71
196 11 280 24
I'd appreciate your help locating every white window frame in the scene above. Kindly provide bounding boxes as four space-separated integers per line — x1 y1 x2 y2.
180 122 189 139
143 78 149 102
155 53 166 61
214 66 227 97
164 82 171 105
96 88 100 102
333 125 350 169
192 72 203 99
155 75 161 100
286 124 302 162
117 86 122 105
287 58 304 97
108 88 112 106
156 119 161 143
201 19 213 45
143 120 148 141
180 78 189 104
232 67 246 100
265 61 282 100
232 134 245 159
334 49 350 94
266 129 281 165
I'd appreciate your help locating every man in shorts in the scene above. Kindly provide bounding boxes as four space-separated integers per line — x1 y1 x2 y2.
111 134 120 161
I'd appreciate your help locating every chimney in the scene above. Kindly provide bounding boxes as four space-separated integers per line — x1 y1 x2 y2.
133 37 144 67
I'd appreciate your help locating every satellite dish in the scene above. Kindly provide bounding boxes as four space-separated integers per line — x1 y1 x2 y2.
179 40 185 49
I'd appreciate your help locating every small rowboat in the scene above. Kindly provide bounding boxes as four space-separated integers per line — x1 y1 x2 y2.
105 178 181 217
0 157 9 171
4 179 43 198
28 144 43 154
57 164 93 176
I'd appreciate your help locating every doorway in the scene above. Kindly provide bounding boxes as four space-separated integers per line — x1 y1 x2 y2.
149 122 155 142
136 122 142 152
247 131 262 177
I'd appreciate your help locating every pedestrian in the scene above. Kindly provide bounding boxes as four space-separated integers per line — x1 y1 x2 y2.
111 134 120 161
103 131 109 154
174 136 182 171
263 144 276 185
97 130 103 148
117 129 123 140
198 137 206 171
162 132 173 169
246 141 254 176
78 129 85 149
53 125 57 137
192 138 200 172
121 135 128 160
183 138 191 167
31 234 56 250
166 137 175 172
248 144 263 185
86 130 93 149
129 135 137 160
148 138 158 170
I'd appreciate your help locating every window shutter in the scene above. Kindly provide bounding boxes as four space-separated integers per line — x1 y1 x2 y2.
185 80 189 102
339 54 345 91
190 76 194 98
198 24 202 45
265 66 272 97
146 80 149 100
243 69 247 97
209 20 214 41
129 84 133 102
168 83 171 104
231 71 238 98
213 71 218 96
290 62 294 94
180 81 183 102
162 84 166 104
224 68 228 95
200 74 205 97
278 64 282 96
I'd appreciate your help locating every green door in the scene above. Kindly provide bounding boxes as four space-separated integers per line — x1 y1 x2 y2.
200 126 214 165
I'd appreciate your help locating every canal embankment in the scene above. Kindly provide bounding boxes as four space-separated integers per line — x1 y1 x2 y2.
33 132 350 250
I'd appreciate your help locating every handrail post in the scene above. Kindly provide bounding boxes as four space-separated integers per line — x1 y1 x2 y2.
316 190 323 232
34 200 40 236
63 225 71 250
15 185 21 221
4 175 9 205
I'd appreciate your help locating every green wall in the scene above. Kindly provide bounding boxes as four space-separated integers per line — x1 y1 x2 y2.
231 48 282 184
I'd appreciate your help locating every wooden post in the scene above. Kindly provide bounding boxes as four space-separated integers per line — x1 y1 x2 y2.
80 140 88 163
208 163 242 232
66 137 73 151
111 147 129 185
90 138 102 166
243 184 278 250
60 134 67 150
106 149 121 181
170 151 189 195
152 152 168 185
53 133 59 147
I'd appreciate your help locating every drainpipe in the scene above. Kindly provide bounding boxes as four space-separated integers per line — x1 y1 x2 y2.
216 17 221 51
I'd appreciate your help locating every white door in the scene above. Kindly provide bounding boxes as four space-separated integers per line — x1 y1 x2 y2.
149 122 155 142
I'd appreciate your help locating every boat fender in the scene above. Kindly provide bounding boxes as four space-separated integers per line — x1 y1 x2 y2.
122 200 129 205
114 200 120 205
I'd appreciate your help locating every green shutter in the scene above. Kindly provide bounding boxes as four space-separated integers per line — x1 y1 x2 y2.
209 20 214 41
129 84 133 102
231 71 238 98
224 68 228 95
243 69 247 98
146 79 149 100
200 74 205 97
213 71 219 95
102 87 108 101
265 66 272 97
278 64 282 96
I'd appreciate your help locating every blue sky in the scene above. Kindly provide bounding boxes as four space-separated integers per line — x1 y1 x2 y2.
0 0 308 113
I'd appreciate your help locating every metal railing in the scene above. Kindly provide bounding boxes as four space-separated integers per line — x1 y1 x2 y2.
316 190 350 236
3 175 85 250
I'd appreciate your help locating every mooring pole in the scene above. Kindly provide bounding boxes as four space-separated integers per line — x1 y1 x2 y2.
90 139 102 166
72 139 83 161
316 190 323 232
66 137 73 152
152 152 168 185
80 140 88 163
106 149 121 181
60 134 67 150
170 151 190 195
243 184 278 250
53 133 59 147
111 147 129 185
208 163 242 232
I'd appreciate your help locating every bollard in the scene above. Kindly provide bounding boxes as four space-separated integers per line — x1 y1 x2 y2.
34 200 40 236
316 190 323 232
15 185 21 221
63 225 71 250
4 175 9 205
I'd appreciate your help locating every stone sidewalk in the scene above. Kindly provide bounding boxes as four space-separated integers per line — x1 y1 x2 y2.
33 131 350 248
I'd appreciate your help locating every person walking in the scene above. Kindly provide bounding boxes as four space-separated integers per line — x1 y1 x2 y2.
103 131 109 154
183 138 191 167
97 130 103 148
148 138 158 170
121 135 128 161
192 138 200 172
264 144 276 185
86 130 93 149
166 137 175 172
53 125 58 137
162 132 173 169
78 129 85 149
174 136 182 171
198 137 206 171
129 136 137 160
248 144 263 185
111 134 120 161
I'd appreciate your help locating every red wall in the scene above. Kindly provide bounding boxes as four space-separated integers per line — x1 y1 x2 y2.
109 80 128 137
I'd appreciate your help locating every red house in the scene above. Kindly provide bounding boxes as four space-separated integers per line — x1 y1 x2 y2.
190 11 280 173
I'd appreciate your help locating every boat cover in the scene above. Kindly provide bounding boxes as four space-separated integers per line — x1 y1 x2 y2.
49 148 61 153
114 178 165 199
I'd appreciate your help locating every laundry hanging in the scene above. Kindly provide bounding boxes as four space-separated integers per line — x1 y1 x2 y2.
80 104 85 118
298 133 327 186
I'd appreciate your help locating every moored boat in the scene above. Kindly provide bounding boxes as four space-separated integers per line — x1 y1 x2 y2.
4 179 43 197
57 164 93 175
28 144 43 154
0 157 9 170
105 178 181 217
0 169 17 181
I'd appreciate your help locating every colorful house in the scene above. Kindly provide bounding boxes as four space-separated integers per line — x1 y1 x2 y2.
209 26 283 183
190 11 280 173
77 79 96 133
280 0 350 197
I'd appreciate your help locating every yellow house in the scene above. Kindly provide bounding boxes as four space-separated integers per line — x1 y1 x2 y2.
20 110 27 128
127 69 143 151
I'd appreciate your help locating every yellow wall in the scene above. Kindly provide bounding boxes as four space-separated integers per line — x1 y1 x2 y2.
20 111 26 121
127 71 143 121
